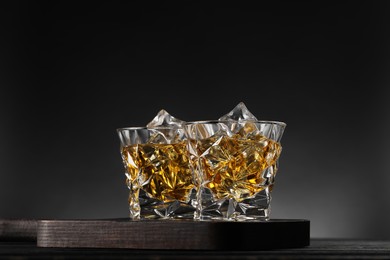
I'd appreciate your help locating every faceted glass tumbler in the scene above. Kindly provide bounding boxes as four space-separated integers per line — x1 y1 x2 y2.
117 127 196 220
184 120 286 221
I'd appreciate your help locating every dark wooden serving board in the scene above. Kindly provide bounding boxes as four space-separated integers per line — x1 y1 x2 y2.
0 219 37 241
37 218 310 250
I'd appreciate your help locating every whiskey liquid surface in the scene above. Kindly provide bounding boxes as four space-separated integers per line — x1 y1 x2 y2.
121 141 194 203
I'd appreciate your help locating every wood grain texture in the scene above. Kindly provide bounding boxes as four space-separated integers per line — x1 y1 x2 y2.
37 218 310 250
0 219 37 241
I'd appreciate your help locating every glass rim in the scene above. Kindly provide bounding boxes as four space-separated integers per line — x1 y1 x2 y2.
184 119 287 127
116 126 183 132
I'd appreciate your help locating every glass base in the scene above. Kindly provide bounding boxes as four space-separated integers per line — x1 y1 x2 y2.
196 188 271 221
130 190 197 220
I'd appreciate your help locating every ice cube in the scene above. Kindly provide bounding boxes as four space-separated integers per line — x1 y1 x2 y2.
147 128 185 144
218 102 259 136
218 102 258 122
147 109 185 128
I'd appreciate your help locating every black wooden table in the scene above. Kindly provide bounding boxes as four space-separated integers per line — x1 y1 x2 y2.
1 239 390 259
1 219 389 259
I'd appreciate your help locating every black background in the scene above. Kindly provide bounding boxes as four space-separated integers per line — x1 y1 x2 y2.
1 1 389 239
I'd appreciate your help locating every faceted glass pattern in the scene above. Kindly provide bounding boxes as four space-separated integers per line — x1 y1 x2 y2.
185 120 286 221
117 103 286 221
117 126 196 220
